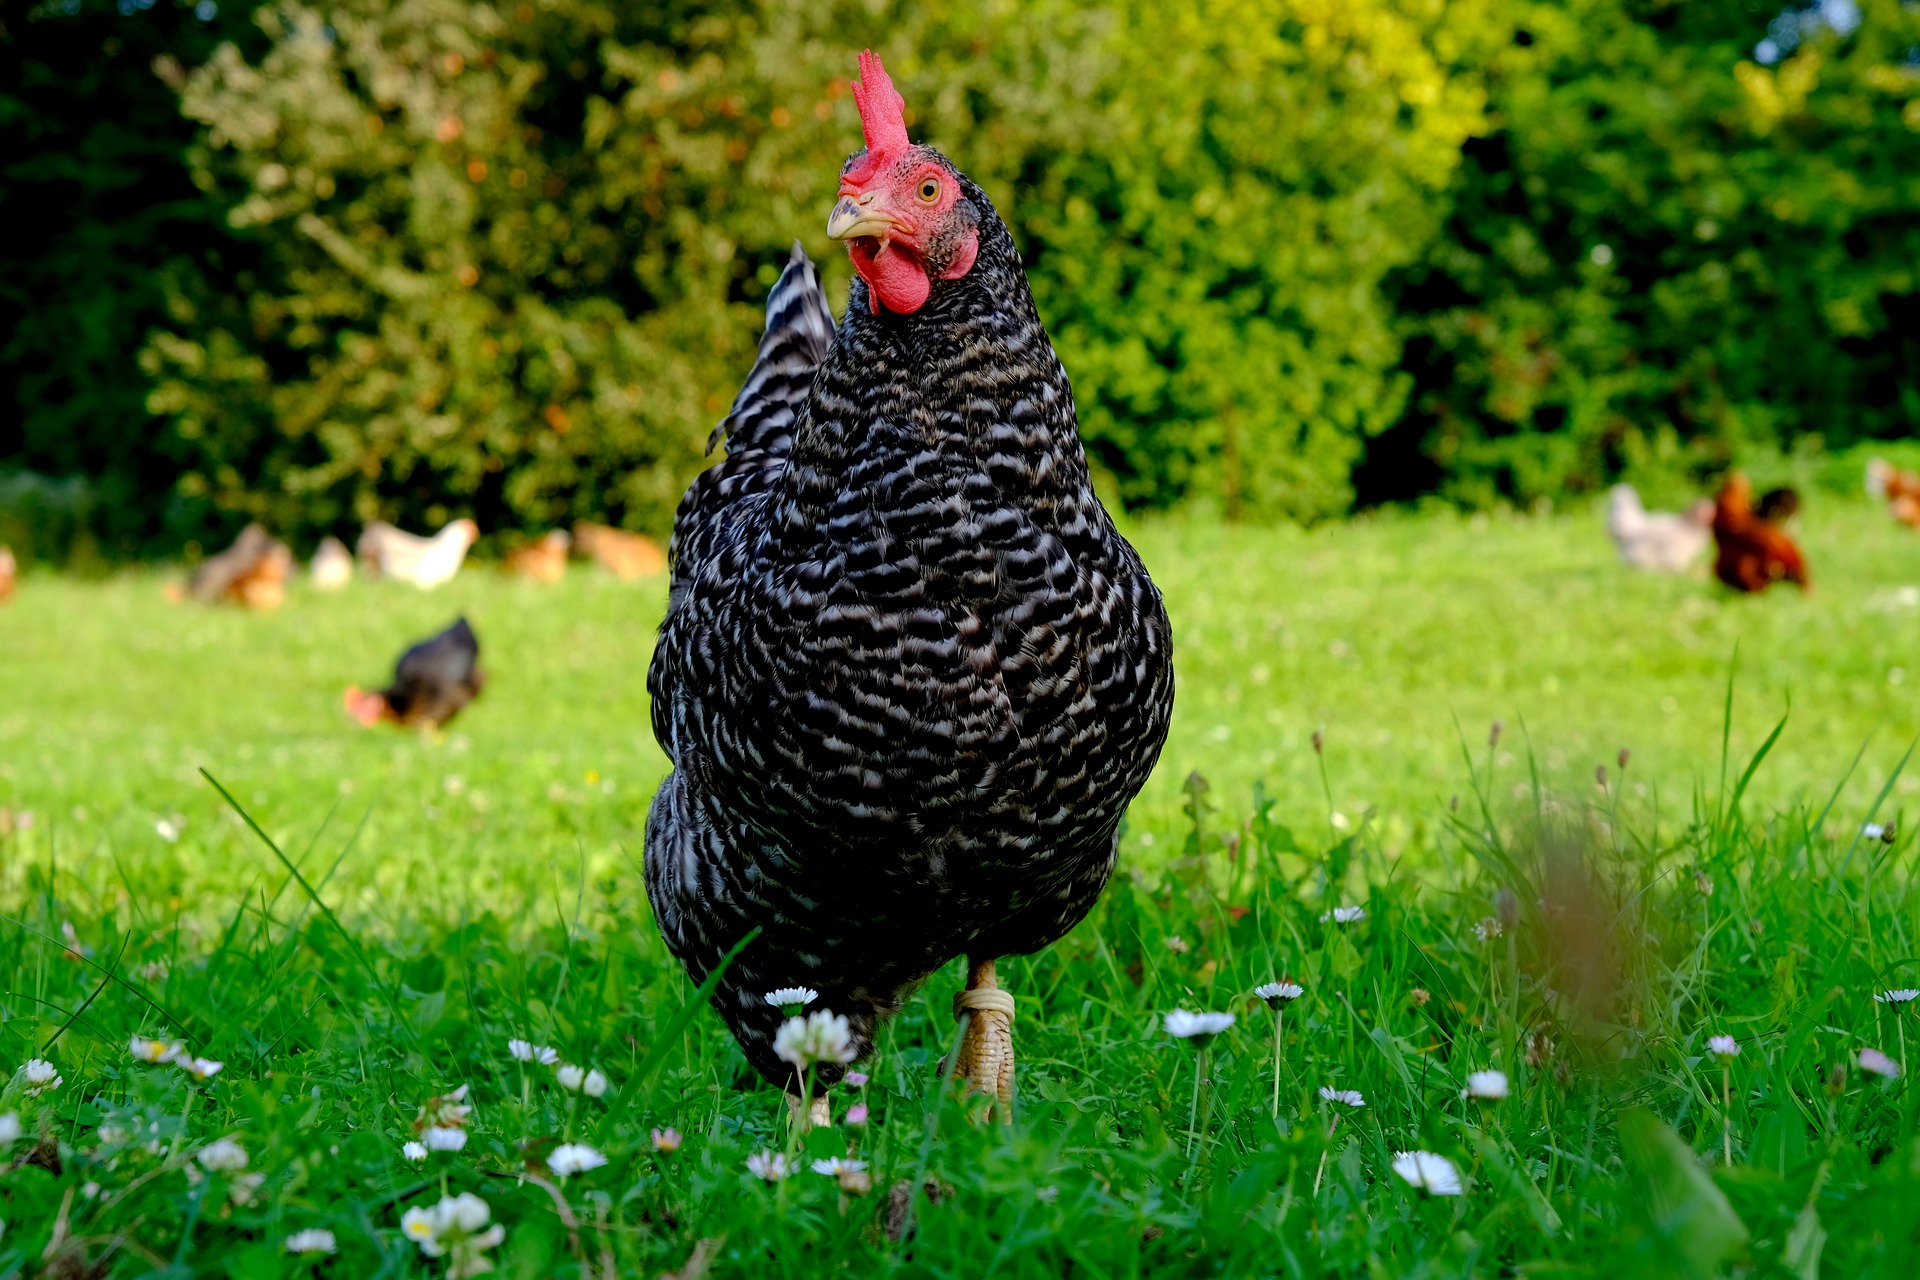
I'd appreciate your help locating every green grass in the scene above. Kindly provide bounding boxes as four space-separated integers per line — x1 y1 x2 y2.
3 504 1920 1276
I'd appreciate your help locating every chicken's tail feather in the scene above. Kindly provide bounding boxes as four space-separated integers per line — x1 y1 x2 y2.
706 243 835 459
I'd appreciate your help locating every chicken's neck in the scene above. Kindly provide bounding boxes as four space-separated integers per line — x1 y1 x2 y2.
772 206 1102 556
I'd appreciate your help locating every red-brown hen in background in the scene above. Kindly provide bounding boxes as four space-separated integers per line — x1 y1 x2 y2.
1712 473 1808 594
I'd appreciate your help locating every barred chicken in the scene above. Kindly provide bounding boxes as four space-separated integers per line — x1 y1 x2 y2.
644 52 1174 1121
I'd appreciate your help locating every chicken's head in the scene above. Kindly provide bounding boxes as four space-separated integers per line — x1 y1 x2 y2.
343 686 390 728
826 50 979 316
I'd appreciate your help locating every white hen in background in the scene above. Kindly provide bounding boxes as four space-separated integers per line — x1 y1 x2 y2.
357 519 478 589
1606 485 1713 572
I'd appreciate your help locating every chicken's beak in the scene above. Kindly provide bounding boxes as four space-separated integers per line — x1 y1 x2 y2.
827 192 898 242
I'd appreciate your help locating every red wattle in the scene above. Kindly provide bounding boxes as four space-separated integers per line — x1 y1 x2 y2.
850 240 931 315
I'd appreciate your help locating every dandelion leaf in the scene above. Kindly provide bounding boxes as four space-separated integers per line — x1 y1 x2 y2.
1615 1108 1749 1279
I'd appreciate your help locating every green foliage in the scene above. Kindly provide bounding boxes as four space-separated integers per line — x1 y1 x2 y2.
1381 0 1920 509
0 0 266 558
137 0 1499 542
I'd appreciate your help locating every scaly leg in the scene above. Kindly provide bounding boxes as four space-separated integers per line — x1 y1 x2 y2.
786 1092 832 1130
951 956 1016 1123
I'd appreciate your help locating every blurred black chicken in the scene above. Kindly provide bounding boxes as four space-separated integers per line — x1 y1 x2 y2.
644 52 1174 1120
344 617 485 729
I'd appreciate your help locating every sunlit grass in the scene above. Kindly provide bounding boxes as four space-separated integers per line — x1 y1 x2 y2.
3 504 1920 1275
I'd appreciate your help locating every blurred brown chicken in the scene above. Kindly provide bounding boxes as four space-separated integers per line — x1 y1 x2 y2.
572 522 666 579
187 524 293 611
504 530 570 583
0 545 15 603
344 617 485 729
1866 459 1920 529
1712 473 1808 594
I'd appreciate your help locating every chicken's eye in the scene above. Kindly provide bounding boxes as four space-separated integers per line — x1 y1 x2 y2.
916 178 940 204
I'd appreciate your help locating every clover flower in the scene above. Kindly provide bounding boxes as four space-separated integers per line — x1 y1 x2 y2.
413 1084 472 1136
1255 981 1304 1009
284 1229 338 1255
1473 917 1502 943
746 1150 791 1182
1318 1087 1365 1108
845 1071 869 1088
1707 1035 1740 1058
1863 822 1888 841
1164 935 1191 953
403 1141 428 1162
1462 1070 1509 1100
556 1064 585 1091
547 1143 608 1177
0 1112 20 1145
507 1039 559 1065
1392 1150 1464 1196
582 1068 609 1098
846 1103 870 1126
197 1137 249 1172
1163 1010 1235 1044
1320 906 1367 924
764 986 819 1011
130 1036 182 1064
401 1191 505 1278
1875 989 1919 1005
1859 1047 1900 1079
651 1127 682 1153
422 1126 468 1152
773 1010 857 1070
19 1059 62 1095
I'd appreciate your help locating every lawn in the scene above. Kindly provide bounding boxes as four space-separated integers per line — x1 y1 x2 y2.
2 503 1919 1276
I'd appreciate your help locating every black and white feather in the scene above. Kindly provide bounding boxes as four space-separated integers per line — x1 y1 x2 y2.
645 165 1174 1091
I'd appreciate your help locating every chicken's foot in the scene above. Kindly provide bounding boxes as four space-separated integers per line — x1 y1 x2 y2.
951 956 1015 1123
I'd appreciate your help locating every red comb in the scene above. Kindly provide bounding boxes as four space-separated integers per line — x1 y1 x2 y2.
851 49 910 159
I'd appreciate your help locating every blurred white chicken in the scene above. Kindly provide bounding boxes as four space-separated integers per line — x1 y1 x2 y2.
1606 484 1712 571
357 519 478 589
311 536 354 589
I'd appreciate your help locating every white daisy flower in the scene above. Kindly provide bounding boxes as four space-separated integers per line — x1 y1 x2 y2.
403 1141 428 1162
811 1156 867 1177
555 1064 586 1091
1164 935 1191 953
401 1191 505 1274
764 987 819 1009
196 1137 249 1172
1875 989 1919 1004
1393 1150 1464 1195
547 1143 608 1177
1858 1047 1900 1079
1163 1009 1235 1041
0 1112 21 1145
156 818 180 843
650 1126 682 1152
283 1228 337 1255
177 1056 223 1082
507 1039 559 1065
1318 1086 1365 1108
1255 982 1304 1009
1320 905 1367 924
773 1010 857 1070
746 1150 791 1181
582 1068 609 1098
1707 1035 1740 1058
1862 822 1888 840
422 1125 468 1152
130 1035 182 1064
1462 1070 1509 1100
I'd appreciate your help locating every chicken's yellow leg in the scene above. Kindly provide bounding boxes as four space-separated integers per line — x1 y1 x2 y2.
952 956 1015 1123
